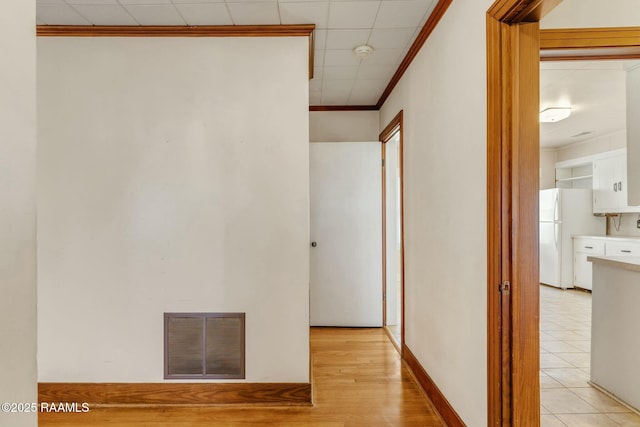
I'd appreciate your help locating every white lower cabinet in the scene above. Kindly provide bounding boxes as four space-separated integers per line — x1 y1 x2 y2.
573 238 605 290
573 237 640 290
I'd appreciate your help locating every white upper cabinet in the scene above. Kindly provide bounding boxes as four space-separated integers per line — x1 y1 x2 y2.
593 149 640 213
593 151 626 212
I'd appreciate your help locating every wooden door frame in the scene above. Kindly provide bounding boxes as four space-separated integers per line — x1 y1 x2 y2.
380 111 405 356
487 0 640 423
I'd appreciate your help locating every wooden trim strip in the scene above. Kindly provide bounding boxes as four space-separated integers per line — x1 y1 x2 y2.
39 383 312 406
485 14 506 426
540 27 640 61
309 105 378 111
540 27 640 49
36 24 315 38
378 110 402 143
375 0 452 109
379 111 405 359
402 344 465 427
36 24 316 80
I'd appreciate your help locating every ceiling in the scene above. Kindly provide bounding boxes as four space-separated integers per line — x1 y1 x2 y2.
36 0 440 107
539 60 640 149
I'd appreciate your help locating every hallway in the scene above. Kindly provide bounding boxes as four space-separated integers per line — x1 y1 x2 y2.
39 328 444 426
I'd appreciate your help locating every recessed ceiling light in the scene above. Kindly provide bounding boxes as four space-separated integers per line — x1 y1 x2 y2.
353 45 374 59
540 107 571 123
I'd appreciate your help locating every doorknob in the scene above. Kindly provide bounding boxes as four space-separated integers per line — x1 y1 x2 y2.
311 241 317 247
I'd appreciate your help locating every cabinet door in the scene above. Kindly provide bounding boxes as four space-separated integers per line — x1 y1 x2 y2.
573 238 605 291
574 252 593 290
592 152 637 213
593 156 619 213
615 154 629 208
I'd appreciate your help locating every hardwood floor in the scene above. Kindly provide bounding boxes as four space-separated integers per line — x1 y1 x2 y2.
39 328 444 426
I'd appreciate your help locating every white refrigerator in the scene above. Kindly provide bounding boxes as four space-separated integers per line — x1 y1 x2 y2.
539 188 605 289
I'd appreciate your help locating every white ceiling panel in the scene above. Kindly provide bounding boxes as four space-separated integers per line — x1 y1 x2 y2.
309 79 323 91
314 50 325 67
279 2 329 29
226 0 275 3
356 64 395 80
37 4 91 24
309 92 322 104
348 91 379 105
325 29 371 49
351 78 387 94
327 1 380 29
227 3 280 25
37 0 67 4
368 27 415 50
324 49 361 67
364 48 403 65
66 0 119 4
321 91 349 105
124 5 186 25
175 3 233 25
313 67 324 80
119 0 171 4
314 29 328 50
374 0 430 29
172 0 224 3
323 79 356 92
323 65 359 79
72 5 138 25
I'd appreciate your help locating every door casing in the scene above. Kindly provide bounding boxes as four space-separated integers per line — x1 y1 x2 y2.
380 111 405 355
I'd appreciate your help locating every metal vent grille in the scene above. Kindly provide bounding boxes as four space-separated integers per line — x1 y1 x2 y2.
164 312 245 379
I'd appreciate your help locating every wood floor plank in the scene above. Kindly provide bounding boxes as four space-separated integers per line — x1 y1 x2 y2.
39 328 445 426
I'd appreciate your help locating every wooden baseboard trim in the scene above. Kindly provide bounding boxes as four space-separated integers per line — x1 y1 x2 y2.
402 344 465 426
39 382 312 406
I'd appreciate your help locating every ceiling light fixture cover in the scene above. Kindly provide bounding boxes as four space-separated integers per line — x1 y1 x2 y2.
353 45 374 59
540 107 572 123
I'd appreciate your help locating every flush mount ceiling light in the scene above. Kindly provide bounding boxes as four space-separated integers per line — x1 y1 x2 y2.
353 45 374 59
540 107 572 123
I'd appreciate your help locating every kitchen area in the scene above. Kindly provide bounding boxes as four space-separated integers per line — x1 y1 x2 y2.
539 60 640 423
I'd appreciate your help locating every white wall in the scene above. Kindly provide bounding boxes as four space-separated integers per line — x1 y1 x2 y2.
379 0 489 423
541 0 640 29
310 111 379 142
37 37 310 383
556 130 626 162
540 148 558 190
627 66 640 206
0 1 37 426
607 214 640 237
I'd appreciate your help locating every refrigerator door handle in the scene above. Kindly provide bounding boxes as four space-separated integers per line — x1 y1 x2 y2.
553 193 559 222
554 222 559 248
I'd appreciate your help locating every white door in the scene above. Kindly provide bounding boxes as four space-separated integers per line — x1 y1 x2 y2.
310 142 382 327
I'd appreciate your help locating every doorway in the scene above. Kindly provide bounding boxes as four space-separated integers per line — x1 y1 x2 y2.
380 112 405 353
486 0 640 423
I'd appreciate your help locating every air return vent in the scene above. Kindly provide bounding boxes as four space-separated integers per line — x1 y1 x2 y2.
164 312 245 379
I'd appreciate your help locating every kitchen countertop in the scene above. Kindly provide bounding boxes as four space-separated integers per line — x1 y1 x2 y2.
573 235 640 242
587 255 640 273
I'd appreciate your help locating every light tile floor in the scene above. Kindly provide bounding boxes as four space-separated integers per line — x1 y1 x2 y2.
540 285 640 426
